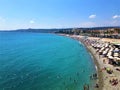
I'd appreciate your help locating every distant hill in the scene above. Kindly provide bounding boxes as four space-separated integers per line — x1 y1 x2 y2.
16 26 120 33
15 28 73 33
0 26 120 33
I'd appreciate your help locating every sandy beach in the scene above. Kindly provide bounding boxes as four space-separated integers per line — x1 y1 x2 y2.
61 34 120 90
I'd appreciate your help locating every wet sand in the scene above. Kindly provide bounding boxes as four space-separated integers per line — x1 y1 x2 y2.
83 43 103 90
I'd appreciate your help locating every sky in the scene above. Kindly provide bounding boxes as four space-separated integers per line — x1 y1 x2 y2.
0 0 120 30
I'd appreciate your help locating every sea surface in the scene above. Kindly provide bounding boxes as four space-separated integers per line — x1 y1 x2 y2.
0 32 96 90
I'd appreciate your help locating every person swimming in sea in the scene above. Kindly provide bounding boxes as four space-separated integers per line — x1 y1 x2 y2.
74 79 77 84
82 70 85 72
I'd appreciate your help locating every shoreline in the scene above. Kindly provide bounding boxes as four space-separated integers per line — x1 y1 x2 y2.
59 34 102 90
59 34 120 90
70 36 102 90
83 41 103 90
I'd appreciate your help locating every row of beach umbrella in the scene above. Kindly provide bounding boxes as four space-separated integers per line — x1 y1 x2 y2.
90 40 120 62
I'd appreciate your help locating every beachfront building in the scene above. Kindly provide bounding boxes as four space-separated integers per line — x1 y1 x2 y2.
58 27 120 39
75 28 120 39
98 28 120 38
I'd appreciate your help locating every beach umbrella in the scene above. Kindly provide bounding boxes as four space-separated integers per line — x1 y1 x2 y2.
107 52 112 57
114 48 118 50
108 55 114 59
101 47 104 51
114 48 119 52
96 45 98 48
96 49 99 52
105 49 109 53
116 57 120 61
109 48 114 52
105 43 109 47
114 53 119 57
103 51 107 55
99 50 102 53
106 67 111 71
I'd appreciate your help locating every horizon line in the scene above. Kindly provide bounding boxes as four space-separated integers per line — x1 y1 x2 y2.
0 25 120 31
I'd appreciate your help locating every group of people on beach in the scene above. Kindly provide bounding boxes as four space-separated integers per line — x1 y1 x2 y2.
101 67 113 74
90 73 98 80
68 35 120 89
109 78 119 86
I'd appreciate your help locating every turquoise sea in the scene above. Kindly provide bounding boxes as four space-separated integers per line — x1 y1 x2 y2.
0 32 96 90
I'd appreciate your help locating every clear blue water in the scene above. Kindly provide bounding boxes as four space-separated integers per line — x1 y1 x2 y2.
0 32 96 90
